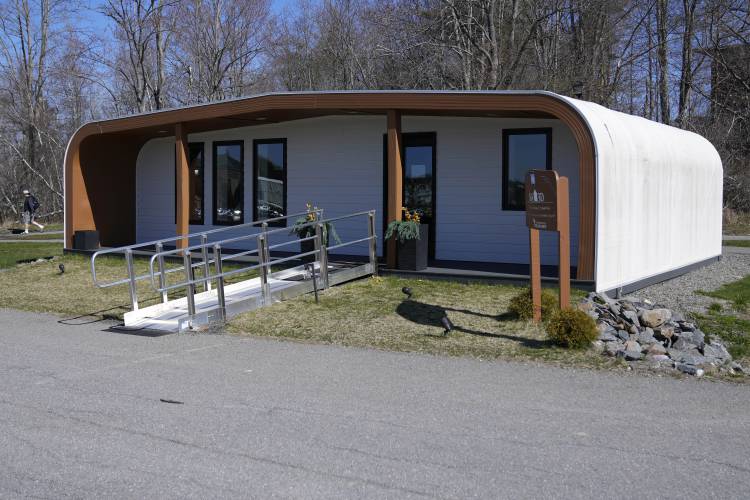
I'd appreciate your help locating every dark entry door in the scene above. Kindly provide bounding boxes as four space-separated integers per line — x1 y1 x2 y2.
384 132 437 259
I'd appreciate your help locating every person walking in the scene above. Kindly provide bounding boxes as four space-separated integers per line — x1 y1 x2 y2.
22 189 44 234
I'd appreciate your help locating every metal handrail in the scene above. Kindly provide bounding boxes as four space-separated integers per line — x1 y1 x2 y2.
152 236 321 294
90 209 321 290
146 210 374 281
147 210 375 291
144 210 377 324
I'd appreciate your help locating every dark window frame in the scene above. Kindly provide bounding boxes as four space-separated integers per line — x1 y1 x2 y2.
174 142 205 225
212 140 245 226
501 128 552 211
252 138 288 227
382 132 437 259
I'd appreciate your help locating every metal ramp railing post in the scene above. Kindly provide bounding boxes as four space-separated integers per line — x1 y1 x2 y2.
125 249 139 311
201 234 211 293
155 242 168 303
182 250 196 323
315 223 329 289
258 233 271 305
368 211 377 275
213 244 226 320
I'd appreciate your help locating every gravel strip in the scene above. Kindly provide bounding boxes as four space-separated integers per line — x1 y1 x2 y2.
637 248 750 316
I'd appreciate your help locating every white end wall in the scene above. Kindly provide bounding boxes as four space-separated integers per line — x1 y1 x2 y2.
566 99 723 292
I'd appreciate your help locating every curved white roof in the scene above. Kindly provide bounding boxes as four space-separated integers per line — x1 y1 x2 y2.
560 97 723 291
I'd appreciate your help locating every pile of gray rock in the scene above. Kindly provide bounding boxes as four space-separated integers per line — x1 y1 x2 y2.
580 293 744 377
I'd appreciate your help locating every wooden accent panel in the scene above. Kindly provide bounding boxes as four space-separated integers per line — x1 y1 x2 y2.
386 110 403 268
64 92 597 280
529 228 542 322
175 123 189 248
557 177 571 308
65 135 143 248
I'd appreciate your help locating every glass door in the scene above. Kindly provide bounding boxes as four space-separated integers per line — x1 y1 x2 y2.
403 133 436 259
383 132 437 259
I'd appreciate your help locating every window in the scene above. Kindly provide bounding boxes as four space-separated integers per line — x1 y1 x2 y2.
175 143 205 225
502 128 551 211
213 141 244 225
253 138 287 226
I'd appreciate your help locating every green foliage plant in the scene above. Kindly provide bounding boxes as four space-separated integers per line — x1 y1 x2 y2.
508 287 558 321
385 207 422 244
546 308 598 349
290 203 340 246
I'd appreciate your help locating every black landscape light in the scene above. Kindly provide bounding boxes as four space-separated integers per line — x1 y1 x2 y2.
401 286 412 300
441 315 454 336
58 263 65 274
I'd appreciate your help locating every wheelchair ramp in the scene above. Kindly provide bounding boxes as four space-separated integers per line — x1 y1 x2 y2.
122 262 374 333
91 210 378 334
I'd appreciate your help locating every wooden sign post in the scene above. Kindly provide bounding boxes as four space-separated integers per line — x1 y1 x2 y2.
525 170 570 322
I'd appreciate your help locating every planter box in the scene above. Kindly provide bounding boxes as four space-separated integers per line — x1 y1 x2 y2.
73 230 100 250
397 225 428 271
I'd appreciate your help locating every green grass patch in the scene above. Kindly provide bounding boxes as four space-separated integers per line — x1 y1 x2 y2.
698 275 750 311
0 231 64 241
0 248 260 321
228 276 604 367
0 242 63 269
694 311 750 361
723 239 750 248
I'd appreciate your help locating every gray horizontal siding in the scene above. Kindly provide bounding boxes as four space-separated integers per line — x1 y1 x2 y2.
136 115 581 265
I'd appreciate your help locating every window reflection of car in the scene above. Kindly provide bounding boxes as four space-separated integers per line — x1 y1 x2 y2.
216 207 242 222
257 202 284 219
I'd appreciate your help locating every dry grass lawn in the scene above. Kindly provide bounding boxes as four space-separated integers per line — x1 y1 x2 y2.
228 276 615 368
0 250 258 321
724 213 750 236
0 253 170 320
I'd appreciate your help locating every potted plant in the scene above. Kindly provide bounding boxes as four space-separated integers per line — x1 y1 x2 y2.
385 207 428 270
290 203 340 263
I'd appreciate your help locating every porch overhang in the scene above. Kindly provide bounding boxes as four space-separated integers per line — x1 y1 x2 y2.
64 90 597 281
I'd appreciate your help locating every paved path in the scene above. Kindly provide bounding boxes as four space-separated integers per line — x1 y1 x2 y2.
0 239 63 243
0 308 749 499
723 235 750 241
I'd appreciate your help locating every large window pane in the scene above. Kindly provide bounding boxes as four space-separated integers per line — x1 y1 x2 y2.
404 145 433 220
188 143 204 224
254 139 286 225
502 129 551 211
213 141 244 225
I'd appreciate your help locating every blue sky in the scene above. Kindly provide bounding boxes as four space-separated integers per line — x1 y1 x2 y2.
76 0 302 36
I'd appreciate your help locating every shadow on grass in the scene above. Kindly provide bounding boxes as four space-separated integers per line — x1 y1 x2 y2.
395 300 549 349
57 305 129 326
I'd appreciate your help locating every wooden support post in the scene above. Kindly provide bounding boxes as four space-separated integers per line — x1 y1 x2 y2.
529 228 542 323
386 110 403 269
557 177 570 310
175 122 189 249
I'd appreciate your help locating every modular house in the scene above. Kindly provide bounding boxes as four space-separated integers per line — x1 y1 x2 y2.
64 90 723 293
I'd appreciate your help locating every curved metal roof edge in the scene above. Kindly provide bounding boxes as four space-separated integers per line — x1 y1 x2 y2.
76 89 571 127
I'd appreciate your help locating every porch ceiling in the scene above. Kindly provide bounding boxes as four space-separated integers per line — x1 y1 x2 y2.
93 108 557 140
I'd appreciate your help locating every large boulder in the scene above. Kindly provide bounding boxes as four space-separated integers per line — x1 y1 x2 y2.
638 308 672 328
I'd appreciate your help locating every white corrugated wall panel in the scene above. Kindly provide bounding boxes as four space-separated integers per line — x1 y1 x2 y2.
563 98 723 292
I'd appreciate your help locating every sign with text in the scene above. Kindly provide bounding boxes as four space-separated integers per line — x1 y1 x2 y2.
525 170 559 231
524 169 570 321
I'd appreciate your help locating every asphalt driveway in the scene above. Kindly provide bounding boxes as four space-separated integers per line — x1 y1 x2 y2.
0 308 749 499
